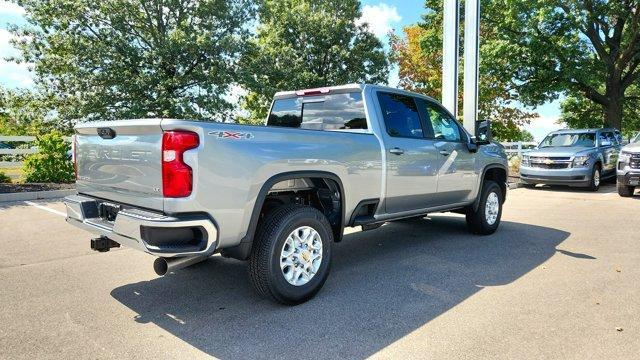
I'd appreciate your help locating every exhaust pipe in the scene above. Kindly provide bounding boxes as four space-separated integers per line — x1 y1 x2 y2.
153 255 208 276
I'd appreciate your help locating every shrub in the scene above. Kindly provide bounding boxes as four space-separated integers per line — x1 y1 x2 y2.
22 131 74 183
0 171 11 183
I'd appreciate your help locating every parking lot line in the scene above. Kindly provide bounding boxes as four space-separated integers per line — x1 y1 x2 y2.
23 200 66 218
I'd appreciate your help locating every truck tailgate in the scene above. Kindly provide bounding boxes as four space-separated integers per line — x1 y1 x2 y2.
75 119 164 211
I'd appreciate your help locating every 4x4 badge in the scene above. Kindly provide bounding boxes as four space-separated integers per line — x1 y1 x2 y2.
208 131 254 140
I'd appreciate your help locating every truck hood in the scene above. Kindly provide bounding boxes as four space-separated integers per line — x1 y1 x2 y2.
527 146 595 158
622 143 640 153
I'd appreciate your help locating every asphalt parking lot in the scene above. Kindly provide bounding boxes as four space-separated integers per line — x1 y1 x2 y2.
1 184 639 359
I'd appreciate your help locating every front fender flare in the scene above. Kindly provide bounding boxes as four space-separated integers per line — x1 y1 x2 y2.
472 164 508 212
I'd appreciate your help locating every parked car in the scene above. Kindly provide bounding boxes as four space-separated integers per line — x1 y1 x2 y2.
617 132 640 197
519 128 621 191
63 84 508 304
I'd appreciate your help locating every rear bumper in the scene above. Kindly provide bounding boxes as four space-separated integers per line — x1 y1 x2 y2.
64 194 218 257
519 166 591 187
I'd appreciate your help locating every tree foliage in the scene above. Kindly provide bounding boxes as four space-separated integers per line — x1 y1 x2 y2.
0 86 65 135
390 1 537 142
486 0 640 132
239 0 389 123
561 85 640 138
22 131 74 183
0 171 11 183
11 0 255 121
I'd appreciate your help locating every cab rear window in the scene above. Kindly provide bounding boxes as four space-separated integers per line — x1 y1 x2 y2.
267 92 367 131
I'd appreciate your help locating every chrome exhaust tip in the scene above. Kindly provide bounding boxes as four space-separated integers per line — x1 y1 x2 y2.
153 255 208 276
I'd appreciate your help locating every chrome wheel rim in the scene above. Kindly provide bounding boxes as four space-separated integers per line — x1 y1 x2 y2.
485 192 500 226
594 169 600 187
280 226 323 286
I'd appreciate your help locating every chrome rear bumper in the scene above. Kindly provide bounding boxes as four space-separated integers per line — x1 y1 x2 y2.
64 194 218 257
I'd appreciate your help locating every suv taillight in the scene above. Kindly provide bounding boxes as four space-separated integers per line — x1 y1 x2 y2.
162 131 199 198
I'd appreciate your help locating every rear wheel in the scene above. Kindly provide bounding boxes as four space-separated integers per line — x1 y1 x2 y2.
466 180 503 235
587 164 601 192
248 205 332 305
617 182 635 197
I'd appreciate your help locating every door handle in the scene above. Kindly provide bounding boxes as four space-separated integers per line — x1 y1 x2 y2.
439 150 451 156
389 147 404 155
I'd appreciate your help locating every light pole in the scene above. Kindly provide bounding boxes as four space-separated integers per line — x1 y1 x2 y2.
442 0 459 120
442 0 480 135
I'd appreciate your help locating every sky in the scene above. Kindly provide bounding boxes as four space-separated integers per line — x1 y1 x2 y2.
0 0 562 140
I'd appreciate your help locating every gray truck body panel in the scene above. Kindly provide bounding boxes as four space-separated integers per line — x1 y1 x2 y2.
66 84 508 257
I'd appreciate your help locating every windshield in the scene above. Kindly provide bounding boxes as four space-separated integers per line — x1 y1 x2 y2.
632 133 640 144
539 133 595 148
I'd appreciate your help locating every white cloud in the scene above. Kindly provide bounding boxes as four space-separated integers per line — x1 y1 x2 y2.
0 1 25 16
0 28 34 88
357 3 402 40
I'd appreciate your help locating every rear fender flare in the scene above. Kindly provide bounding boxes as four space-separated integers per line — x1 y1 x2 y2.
241 170 345 249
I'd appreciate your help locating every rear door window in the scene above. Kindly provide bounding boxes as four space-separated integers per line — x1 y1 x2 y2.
267 92 367 131
377 92 424 139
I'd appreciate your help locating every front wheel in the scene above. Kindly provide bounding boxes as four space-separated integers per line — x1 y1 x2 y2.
248 205 333 305
587 164 601 192
617 182 635 197
466 180 503 235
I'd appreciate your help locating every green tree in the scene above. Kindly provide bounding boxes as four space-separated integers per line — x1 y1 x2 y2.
239 0 389 123
0 87 63 135
22 131 74 183
486 0 640 132
561 85 640 138
389 3 537 142
10 0 255 121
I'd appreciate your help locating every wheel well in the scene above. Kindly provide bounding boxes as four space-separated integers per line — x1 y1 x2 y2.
483 167 507 202
221 173 344 261
260 177 343 241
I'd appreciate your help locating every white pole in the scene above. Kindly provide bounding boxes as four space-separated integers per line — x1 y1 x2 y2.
442 0 459 118
463 0 480 134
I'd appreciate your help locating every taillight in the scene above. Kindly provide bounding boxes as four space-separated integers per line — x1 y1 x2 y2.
162 131 199 198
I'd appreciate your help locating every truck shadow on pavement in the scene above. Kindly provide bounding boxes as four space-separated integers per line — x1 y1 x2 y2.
111 216 569 359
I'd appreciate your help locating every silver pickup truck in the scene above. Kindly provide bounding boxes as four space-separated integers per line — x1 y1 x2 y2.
617 132 640 197
64 84 508 304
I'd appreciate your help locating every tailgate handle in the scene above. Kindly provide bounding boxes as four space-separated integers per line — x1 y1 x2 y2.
97 127 116 139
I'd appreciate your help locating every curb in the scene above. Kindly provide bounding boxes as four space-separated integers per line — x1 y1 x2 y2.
508 182 522 190
0 189 76 202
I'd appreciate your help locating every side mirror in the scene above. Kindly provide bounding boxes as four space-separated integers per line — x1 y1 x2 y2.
474 120 492 145
467 137 479 153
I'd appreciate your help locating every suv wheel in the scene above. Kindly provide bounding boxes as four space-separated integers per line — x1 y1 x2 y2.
248 205 332 305
587 164 601 192
617 182 635 197
466 180 503 235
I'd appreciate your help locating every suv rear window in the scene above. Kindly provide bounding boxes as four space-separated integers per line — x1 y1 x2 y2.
267 92 367 131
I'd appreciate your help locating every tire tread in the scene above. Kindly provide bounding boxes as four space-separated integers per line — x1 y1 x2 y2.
248 204 332 304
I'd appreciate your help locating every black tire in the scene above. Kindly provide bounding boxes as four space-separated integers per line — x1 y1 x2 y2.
617 182 635 197
466 180 503 235
587 164 601 192
248 205 333 305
